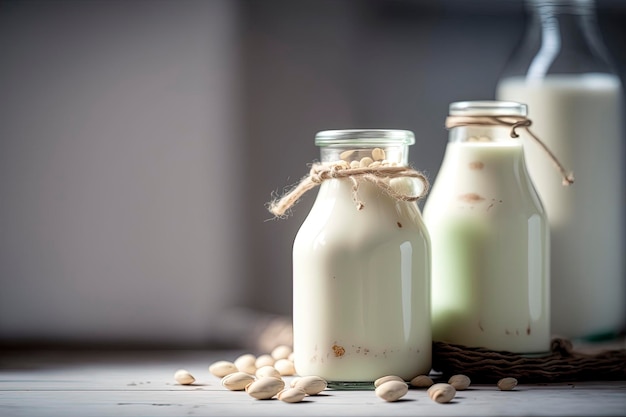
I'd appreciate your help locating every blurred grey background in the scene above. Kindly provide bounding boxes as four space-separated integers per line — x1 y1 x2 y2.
1 0 625 349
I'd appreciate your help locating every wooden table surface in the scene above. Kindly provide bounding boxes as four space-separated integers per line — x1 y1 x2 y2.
1 348 625 417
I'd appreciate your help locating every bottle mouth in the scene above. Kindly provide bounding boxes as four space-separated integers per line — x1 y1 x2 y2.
315 129 415 146
527 0 594 15
449 101 528 117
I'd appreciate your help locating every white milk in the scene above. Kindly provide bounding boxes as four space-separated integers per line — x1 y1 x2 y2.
424 141 550 354
292 177 432 383
497 74 625 339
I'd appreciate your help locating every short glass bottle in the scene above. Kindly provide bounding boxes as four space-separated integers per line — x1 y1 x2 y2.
423 101 551 355
291 129 432 389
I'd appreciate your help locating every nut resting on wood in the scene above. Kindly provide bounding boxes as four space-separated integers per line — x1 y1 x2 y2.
274 358 296 376
292 375 327 395
374 375 404 388
234 353 257 374
221 372 255 391
255 365 281 379
271 345 293 360
448 374 471 390
427 383 456 403
209 360 238 378
497 377 518 391
173 369 195 385
245 376 285 400
375 380 409 402
410 375 434 388
255 354 275 368
276 387 307 403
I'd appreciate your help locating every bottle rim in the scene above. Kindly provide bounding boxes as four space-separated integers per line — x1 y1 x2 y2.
315 129 415 146
449 100 528 117
527 0 595 14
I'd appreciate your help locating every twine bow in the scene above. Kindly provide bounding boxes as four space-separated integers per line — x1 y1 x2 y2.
267 164 429 218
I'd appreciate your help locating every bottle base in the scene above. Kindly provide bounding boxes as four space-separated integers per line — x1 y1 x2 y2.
326 381 376 391
518 350 552 358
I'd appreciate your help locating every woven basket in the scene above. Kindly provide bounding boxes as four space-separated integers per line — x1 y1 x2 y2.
432 338 626 383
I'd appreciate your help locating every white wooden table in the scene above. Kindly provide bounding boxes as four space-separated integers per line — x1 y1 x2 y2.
1 349 625 417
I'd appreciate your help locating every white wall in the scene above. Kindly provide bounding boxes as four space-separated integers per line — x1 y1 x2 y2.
0 0 245 347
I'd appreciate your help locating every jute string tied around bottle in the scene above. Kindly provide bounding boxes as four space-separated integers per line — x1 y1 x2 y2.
268 164 429 218
445 115 575 186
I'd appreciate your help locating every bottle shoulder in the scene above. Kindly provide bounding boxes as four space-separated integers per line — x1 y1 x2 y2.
424 144 546 221
294 180 429 247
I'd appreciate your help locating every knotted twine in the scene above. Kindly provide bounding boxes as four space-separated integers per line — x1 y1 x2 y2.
433 338 626 383
268 164 429 217
445 115 575 186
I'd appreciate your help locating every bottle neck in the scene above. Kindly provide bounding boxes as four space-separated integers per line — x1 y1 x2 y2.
314 130 413 166
319 145 409 166
505 0 614 79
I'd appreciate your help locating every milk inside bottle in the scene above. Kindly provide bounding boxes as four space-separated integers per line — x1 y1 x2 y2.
497 74 624 341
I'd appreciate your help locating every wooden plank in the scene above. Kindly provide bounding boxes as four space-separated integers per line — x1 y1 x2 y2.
1 350 625 416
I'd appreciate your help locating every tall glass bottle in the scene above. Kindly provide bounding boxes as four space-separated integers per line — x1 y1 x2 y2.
424 101 551 355
496 0 625 340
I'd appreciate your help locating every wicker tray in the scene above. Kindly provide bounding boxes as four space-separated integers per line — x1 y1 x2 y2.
432 338 626 383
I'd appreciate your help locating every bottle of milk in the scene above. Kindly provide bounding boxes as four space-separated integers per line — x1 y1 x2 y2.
496 0 625 341
280 129 432 389
423 101 551 355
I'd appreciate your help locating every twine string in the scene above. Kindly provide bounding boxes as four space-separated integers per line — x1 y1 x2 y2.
268 164 429 218
445 115 575 186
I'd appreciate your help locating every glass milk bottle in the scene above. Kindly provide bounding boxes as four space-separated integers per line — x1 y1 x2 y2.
423 101 550 355
496 0 625 340
288 129 431 389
